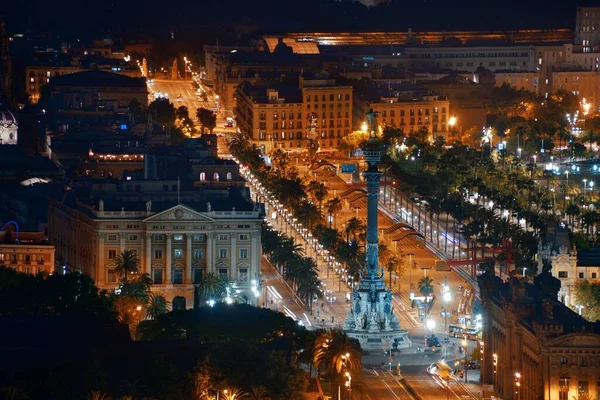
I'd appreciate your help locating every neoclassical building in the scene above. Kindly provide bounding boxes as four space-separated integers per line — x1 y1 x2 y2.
479 271 600 400
48 198 262 308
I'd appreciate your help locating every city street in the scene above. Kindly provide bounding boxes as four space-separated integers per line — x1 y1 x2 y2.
149 79 237 135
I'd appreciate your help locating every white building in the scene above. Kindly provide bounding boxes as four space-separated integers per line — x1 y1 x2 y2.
48 200 263 309
0 107 17 145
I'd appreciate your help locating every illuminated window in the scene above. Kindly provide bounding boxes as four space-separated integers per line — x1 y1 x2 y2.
174 249 183 259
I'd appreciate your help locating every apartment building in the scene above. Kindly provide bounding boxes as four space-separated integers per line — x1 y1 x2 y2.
235 74 353 153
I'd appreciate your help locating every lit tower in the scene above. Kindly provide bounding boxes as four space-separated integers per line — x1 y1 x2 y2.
343 109 411 353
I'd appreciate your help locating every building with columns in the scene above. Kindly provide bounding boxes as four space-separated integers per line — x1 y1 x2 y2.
479 271 600 400
48 188 262 308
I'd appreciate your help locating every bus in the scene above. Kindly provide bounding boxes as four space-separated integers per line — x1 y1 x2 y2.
449 325 480 341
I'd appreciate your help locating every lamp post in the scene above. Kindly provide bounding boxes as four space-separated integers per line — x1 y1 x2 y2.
408 253 414 299
345 372 352 400
462 338 468 383
493 353 498 392
480 341 485 399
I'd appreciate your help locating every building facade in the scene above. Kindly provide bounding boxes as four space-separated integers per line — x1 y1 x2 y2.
235 75 353 153
0 231 55 274
479 272 600 400
360 96 451 138
48 201 262 307
49 70 147 113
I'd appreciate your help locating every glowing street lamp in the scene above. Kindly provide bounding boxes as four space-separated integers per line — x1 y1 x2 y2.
361 121 368 132
448 116 457 128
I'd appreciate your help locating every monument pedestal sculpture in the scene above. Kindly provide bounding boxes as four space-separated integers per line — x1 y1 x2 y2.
343 110 411 353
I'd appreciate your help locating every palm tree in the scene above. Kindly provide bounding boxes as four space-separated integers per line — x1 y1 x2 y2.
344 217 365 244
418 276 434 297
325 197 343 228
248 386 271 400
114 250 140 280
84 392 109 400
196 107 217 134
197 272 228 301
222 388 248 400
308 180 329 212
312 329 362 376
295 201 323 230
147 292 170 319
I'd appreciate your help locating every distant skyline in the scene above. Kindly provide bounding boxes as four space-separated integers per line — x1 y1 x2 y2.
3 0 598 40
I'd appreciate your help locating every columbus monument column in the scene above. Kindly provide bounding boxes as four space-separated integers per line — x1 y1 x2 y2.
343 109 411 353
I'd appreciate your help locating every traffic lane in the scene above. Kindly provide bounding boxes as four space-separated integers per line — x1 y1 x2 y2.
260 258 313 327
363 369 414 400
402 365 476 400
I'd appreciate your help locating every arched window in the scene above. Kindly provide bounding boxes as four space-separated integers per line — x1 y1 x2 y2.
199 172 206 181
213 172 219 181
559 356 568 365
226 172 232 180
172 296 186 310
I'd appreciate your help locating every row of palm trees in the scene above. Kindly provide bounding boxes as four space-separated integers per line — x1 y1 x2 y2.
262 224 323 310
229 133 407 294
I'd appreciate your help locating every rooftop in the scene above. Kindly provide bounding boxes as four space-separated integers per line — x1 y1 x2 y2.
238 81 302 104
49 69 146 88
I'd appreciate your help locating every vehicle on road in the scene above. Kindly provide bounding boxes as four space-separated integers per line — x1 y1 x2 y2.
427 335 441 348
465 361 480 370
225 117 234 127
176 94 183 101
427 361 453 387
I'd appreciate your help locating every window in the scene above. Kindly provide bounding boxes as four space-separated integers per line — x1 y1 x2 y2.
219 249 228 259
153 268 163 284
578 381 589 396
108 269 117 283
172 268 183 284
193 267 203 284
559 378 570 400
559 356 568 364
199 172 206 181
128 234 138 241
219 234 229 241
194 249 203 259
559 271 568 278
154 249 163 259
592 272 597 279
108 250 117 259
239 249 248 259
25 255 31 264
239 234 249 241
108 234 117 241
193 234 202 241
174 249 183 259
239 268 248 282
172 296 186 310
219 268 228 278
154 234 164 241
579 272 585 279
174 234 183 241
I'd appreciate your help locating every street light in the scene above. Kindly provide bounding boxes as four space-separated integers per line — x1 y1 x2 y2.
462 338 468 383
515 372 521 400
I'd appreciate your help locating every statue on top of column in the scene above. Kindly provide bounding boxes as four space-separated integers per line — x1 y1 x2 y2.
366 108 379 138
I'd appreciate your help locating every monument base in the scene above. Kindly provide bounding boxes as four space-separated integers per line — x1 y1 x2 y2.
346 329 412 354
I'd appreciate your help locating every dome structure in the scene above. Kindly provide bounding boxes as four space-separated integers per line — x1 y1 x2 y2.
0 107 17 144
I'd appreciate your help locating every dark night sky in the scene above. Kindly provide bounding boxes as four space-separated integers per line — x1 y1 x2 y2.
2 0 597 39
